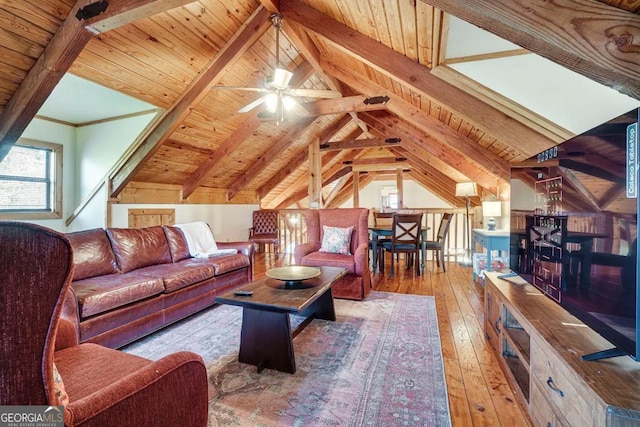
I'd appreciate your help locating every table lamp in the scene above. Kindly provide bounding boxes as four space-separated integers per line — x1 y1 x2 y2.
455 181 477 266
482 200 502 231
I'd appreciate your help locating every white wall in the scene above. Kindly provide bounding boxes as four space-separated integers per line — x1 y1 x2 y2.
510 179 536 211
75 112 158 201
339 179 453 210
17 118 76 231
111 204 258 242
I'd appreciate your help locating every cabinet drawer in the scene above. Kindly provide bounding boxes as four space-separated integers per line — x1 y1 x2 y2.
531 339 601 426
530 380 568 427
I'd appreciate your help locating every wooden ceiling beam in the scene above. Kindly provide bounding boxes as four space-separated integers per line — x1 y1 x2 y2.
360 111 501 194
85 0 197 33
321 137 400 151
327 62 511 185
257 114 354 199
417 0 640 99
0 0 96 161
281 0 556 153
282 14 369 134
331 64 510 188
110 6 272 197
226 117 316 200
299 95 387 117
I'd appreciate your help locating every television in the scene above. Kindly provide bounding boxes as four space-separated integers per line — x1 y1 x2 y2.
510 108 640 361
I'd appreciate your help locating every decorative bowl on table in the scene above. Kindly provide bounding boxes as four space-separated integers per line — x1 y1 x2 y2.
265 266 321 289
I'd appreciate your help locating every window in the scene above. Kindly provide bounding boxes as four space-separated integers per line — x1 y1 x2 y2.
0 139 62 219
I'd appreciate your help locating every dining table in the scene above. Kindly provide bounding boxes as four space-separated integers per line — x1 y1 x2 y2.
369 225 430 274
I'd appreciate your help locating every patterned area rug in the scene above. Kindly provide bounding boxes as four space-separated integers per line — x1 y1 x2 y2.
123 291 451 426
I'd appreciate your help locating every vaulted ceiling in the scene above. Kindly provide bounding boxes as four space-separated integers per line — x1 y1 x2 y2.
0 0 639 212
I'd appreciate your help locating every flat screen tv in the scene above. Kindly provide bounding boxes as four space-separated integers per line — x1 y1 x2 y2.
510 108 639 361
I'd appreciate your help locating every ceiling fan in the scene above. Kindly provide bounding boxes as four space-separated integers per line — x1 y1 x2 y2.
212 13 342 124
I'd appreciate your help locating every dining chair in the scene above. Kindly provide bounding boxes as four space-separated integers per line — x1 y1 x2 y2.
371 211 396 270
424 212 453 272
381 213 423 278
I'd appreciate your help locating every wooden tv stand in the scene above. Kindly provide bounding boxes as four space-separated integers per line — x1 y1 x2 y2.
484 272 640 426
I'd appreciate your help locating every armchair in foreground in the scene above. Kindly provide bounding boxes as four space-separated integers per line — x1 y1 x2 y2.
0 221 208 427
294 208 371 300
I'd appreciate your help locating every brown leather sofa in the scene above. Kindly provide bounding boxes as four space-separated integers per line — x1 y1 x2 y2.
65 225 254 349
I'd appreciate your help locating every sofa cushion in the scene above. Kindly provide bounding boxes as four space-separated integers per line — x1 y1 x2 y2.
107 226 172 273
72 273 165 318
67 229 119 281
163 226 191 262
301 252 356 275
137 261 216 293
199 253 250 276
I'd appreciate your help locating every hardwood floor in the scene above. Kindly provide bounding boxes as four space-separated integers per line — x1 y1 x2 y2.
255 252 533 427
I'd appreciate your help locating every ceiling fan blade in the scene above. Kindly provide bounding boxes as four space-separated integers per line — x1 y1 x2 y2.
211 86 270 93
287 88 342 98
238 97 266 113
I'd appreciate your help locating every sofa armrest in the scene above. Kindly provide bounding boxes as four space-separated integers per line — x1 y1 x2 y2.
64 350 208 426
217 241 253 257
353 242 369 276
55 287 80 351
294 242 320 264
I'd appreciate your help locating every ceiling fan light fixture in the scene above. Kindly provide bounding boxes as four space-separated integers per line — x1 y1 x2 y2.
272 68 293 89
282 95 296 111
265 93 279 113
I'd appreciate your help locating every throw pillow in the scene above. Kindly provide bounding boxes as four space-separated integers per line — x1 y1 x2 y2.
52 363 69 406
319 225 353 255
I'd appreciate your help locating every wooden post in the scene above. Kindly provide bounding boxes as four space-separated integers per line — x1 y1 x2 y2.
396 168 404 209
353 171 360 208
308 138 322 208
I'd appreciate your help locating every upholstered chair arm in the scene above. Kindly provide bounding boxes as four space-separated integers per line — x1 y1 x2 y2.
55 288 80 351
63 351 208 426
293 242 320 264
353 242 369 276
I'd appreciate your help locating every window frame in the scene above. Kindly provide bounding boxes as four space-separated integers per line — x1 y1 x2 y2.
0 138 63 220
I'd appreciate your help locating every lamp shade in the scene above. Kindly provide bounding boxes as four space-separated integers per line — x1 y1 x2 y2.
482 201 502 217
455 182 477 197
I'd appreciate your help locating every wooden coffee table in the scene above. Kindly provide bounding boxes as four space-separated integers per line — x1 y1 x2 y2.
215 266 346 374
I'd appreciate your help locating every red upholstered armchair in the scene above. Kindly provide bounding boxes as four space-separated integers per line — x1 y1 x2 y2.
294 208 371 300
0 221 208 426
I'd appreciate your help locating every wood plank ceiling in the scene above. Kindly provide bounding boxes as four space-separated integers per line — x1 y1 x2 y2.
0 0 638 212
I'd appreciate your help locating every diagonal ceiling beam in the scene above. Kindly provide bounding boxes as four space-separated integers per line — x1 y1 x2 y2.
361 111 501 194
329 62 510 186
280 12 369 134
226 117 316 200
85 0 196 33
417 0 640 99
257 113 353 199
110 6 271 196
0 0 97 161
281 0 556 153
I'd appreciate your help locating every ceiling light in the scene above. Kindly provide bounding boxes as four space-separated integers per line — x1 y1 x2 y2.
265 93 278 113
282 96 296 111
